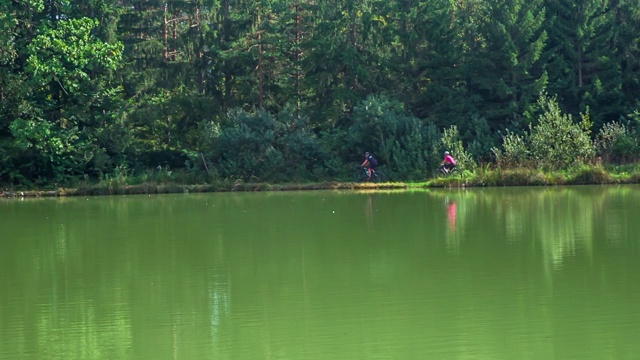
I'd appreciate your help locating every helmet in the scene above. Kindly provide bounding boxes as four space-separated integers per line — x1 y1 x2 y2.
444 151 449 155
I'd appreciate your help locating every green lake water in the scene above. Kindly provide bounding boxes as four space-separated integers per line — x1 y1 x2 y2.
1 186 639 359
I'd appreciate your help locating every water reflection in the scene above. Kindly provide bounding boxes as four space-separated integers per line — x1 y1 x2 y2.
447 199 457 232
428 186 640 269
443 196 460 252
1 187 640 359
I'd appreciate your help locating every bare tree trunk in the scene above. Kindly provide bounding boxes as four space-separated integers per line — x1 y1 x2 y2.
294 0 302 116
221 0 232 108
258 13 264 109
200 152 211 175
578 47 583 88
163 3 168 59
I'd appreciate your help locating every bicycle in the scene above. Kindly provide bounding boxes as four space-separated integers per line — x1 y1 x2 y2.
433 166 463 179
354 167 387 183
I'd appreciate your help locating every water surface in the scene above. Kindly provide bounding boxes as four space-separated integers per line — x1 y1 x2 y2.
1 186 639 359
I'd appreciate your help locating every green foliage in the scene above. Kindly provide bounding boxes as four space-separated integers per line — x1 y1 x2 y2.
348 94 440 180
3 0 640 187
528 94 595 169
482 168 547 187
439 125 476 171
596 121 628 162
0 10 126 185
213 108 324 181
464 114 500 160
9 114 96 183
276 107 328 179
610 135 640 163
493 94 596 170
544 0 619 124
491 130 530 168
468 0 548 132
27 18 123 91
594 120 640 163
569 164 614 185
0 3 17 65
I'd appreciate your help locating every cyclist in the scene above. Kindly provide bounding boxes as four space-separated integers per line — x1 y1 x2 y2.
440 151 457 174
361 152 378 181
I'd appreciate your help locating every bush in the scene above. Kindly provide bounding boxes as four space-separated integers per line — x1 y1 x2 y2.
594 121 639 163
348 94 440 180
439 125 476 171
493 93 595 171
528 94 595 169
491 130 530 168
213 108 325 182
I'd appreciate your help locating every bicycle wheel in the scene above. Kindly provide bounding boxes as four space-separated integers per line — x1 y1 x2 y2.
432 168 446 179
373 169 387 182
353 169 367 182
450 167 463 177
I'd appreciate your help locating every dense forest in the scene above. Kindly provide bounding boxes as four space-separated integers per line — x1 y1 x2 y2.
1 0 640 187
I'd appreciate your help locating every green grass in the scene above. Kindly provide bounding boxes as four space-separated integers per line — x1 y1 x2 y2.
413 164 640 188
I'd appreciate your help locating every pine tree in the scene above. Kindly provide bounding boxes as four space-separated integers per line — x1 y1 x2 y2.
543 0 618 127
611 0 640 120
301 0 395 127
399 0 470 124
470 0 548 132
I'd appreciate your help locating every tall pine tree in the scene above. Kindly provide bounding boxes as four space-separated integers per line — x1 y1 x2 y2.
544 0 618 128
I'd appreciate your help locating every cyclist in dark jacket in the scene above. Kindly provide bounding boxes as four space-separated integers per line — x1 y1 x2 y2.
361 152 378 181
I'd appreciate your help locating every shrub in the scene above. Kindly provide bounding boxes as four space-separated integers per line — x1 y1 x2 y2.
439 125 476 171
214 108 325 182
594 121 639 163
491 130 530 168
528 94 595 170
494 93 595 171
348 94 440 180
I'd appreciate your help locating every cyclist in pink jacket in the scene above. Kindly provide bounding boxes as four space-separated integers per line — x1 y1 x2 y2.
440 151 457 173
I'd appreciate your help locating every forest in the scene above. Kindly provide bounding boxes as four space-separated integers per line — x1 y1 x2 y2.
1 0 640 188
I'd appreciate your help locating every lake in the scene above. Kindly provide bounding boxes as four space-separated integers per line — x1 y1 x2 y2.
1 186 639 359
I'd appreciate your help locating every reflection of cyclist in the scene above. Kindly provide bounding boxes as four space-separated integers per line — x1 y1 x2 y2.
361 152 378 181
440 151 457 173
447 200 457 231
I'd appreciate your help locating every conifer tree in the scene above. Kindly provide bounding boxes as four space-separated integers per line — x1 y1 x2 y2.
610 0 640 121
400 0 470 125
543 0 618 128
301 0 395 126
471 0 548 132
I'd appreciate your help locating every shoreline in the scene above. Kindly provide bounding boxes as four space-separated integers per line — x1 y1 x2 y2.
0 181 413 198
3 165 640 198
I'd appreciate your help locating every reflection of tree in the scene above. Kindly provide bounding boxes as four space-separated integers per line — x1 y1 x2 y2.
207 234 232 358
493 187 603 271
428 186 640 270
536 190 595 270
0 195 241 359
523 188 632 267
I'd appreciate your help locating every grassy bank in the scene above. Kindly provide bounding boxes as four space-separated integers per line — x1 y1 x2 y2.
424 165 640 188
1 180 410 198
2 165 640 198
